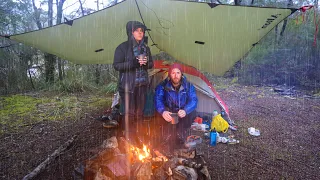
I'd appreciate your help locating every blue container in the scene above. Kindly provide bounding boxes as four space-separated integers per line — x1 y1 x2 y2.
203 121 211 131
210 131 217 146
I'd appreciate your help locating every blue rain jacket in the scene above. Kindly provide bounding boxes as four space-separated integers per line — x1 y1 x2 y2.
155 76 198 115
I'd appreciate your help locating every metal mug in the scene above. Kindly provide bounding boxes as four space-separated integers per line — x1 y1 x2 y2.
170 113 179 125
137 54 147 66
137 54 146 59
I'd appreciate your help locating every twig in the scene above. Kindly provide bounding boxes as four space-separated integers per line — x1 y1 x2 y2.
22 135 77 180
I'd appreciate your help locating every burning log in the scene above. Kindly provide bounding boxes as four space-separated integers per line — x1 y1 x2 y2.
84 136 211 180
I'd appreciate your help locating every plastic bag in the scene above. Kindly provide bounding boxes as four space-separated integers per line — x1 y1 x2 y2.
211 114 229 133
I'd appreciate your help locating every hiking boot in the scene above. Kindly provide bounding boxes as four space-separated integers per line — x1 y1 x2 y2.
95 115 109 121
102 119 119 128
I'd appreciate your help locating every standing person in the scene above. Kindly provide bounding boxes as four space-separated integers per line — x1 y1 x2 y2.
113 21 153 142
154 63 198 146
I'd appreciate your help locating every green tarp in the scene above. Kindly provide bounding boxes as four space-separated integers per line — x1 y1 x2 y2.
9 0 298 75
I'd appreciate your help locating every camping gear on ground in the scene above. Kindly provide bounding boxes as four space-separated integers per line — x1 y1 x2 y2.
221 110 237 130
213 110 218 117
191 123 208 131
217 136 229 143
194 117 203 124
211 113 229 133
204 132 210 139
229 125 238 131
227 139 240 144
217 136 240 144
210 131 217 146
248 127 261 136
202 121 211 131
184 135 202 150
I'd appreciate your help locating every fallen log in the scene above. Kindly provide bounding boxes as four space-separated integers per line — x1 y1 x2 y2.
22 135 77 180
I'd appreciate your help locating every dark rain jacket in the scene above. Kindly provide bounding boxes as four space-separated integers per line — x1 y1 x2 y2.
155 76 198 115
113 21 153 93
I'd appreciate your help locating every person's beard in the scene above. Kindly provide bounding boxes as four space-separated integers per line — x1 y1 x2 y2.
171 78 181 87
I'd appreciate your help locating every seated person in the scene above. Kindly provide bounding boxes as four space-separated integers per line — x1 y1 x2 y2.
154 63 198 144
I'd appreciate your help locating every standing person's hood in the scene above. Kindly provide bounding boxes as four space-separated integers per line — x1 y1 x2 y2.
126 21 147 39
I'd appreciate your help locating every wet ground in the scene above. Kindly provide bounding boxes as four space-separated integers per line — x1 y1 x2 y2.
0 83 319 179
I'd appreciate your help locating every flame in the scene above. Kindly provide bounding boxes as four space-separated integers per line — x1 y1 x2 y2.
130 144 150 162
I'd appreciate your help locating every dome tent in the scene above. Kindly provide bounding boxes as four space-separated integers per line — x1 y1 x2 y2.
149 60 228 117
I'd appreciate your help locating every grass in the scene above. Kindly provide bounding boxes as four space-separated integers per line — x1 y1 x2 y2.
0 93 112 135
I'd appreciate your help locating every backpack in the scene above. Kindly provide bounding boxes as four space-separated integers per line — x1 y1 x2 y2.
211 114 229 133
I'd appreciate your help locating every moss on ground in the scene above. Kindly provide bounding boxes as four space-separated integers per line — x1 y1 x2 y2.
0 94 111 135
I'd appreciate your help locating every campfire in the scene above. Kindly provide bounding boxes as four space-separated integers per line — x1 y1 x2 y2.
130 144 151 162
83 136 210 180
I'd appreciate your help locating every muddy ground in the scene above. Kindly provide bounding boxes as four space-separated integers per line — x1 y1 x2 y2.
0 83 319 180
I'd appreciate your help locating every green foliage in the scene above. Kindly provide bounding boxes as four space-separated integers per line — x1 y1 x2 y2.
235 9 320 90
101 81 118 94
231 77 238 84
53 79 92 93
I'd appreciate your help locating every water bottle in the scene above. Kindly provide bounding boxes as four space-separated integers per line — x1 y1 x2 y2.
211 110 218 131
213 110 218 117
210 130 217 146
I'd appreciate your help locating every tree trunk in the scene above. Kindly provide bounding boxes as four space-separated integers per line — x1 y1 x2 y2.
234 0 242 5
111 0 118 6
78 0 85 15
251 0 255 5
275 25 278 45
95 65 100 85
56 0 66 24
32 0 42 29
57 59 62 81
315 0 318 8
44 53 55 83
32 0 56 83
56 0 66 81
44 0 56 84
280 0 293 37
94 1 101 85
96 0 99 10
48 0 53 27
28 69 35 90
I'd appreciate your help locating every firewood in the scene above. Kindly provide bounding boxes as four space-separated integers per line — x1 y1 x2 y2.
22 135 77 180
199 166 211 180
174 148 195 159
172 169 187 180
134 161 152 180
